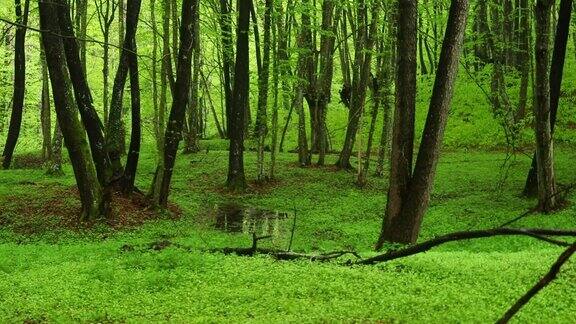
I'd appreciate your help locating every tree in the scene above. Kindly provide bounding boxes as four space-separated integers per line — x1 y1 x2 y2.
226 0 250 190
336 0 380 170
184 0 202 154
523 0 572 199
531 0 558 212
94 0 118 126
219 0 235 137
106 0 142 179
150 0 197 207
377 0 469 246
255 0 273 181
121 0 142 194
39 0 108 221
2 0 30 169
40 44 52 161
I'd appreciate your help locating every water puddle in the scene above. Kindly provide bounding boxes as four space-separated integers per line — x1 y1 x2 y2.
211 202 291 237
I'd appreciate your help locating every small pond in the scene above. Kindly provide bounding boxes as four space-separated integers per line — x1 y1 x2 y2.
211 202 292 237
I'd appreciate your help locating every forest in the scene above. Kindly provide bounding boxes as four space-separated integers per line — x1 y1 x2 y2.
0 0 575 321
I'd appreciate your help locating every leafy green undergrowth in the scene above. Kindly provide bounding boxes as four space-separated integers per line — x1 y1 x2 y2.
0 149 575 322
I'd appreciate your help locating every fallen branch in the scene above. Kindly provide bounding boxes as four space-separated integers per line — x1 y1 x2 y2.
497 242 576 323
358 228 576 265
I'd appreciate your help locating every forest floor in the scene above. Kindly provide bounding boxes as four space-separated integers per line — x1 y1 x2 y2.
0 146 575 322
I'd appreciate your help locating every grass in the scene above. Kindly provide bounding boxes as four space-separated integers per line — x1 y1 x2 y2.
0 146 575 323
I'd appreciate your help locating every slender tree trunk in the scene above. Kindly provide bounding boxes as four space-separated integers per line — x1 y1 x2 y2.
336 1 379 170
47 122 64 176
150 0 196 206
377 0 469 246
40 45 52 161
121 0 142 194
106 0 142 179
40 0 108 221
226 0 250 190
255 0 273 181
122 39 141 193
515 0 530 122
75 0 88 74
184 0 201 154
149 0 161 159
269 11 279 179
220 0 234 138
56 0 113 188
375 8 397 178
2 0 30 169
315 0 338 166
525 0 571 206
418 14 428 75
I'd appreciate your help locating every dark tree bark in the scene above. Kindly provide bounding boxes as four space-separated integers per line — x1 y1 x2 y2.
377 0 469 246
40 45 52 161
94 0 118 126
220 0 234 137
184 0 202 154
515 0 530 122
55 0 113 187
122 36 141 194
473 0 490 65
312 0 339 166
150 0 161 155
150 0 196 207
292 1 313 167
336 1 379 170
375 5 396 178
106 0 142 179
531 0 559 212
39 0 108 221
2 0 30 169
121 0 142 194
74 0 88 73
418 14 428 75
524 0 572 199
226 0 250 190
255 0 273 180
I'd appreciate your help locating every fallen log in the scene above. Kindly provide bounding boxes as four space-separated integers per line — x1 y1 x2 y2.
358 228 576 265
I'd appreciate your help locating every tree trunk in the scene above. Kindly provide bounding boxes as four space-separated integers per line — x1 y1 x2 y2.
375 6 397 178
121 0 142 194
377 0 469 246
106 0 142 179
150 0 197 207
524 0 572 197
40 45 52 161
56 0 113 189
74 0 88 74
184 0 201 154
255 0 273 181
2 0 30 169
226 0 250 190
40 0 108 221
292 3 313 167
515 0 530 122
220 0 234 138
336 1 379 170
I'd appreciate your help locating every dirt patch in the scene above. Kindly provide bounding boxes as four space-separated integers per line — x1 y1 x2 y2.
0 185 182 235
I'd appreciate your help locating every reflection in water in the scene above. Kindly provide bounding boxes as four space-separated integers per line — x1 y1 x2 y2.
214 202 290 237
